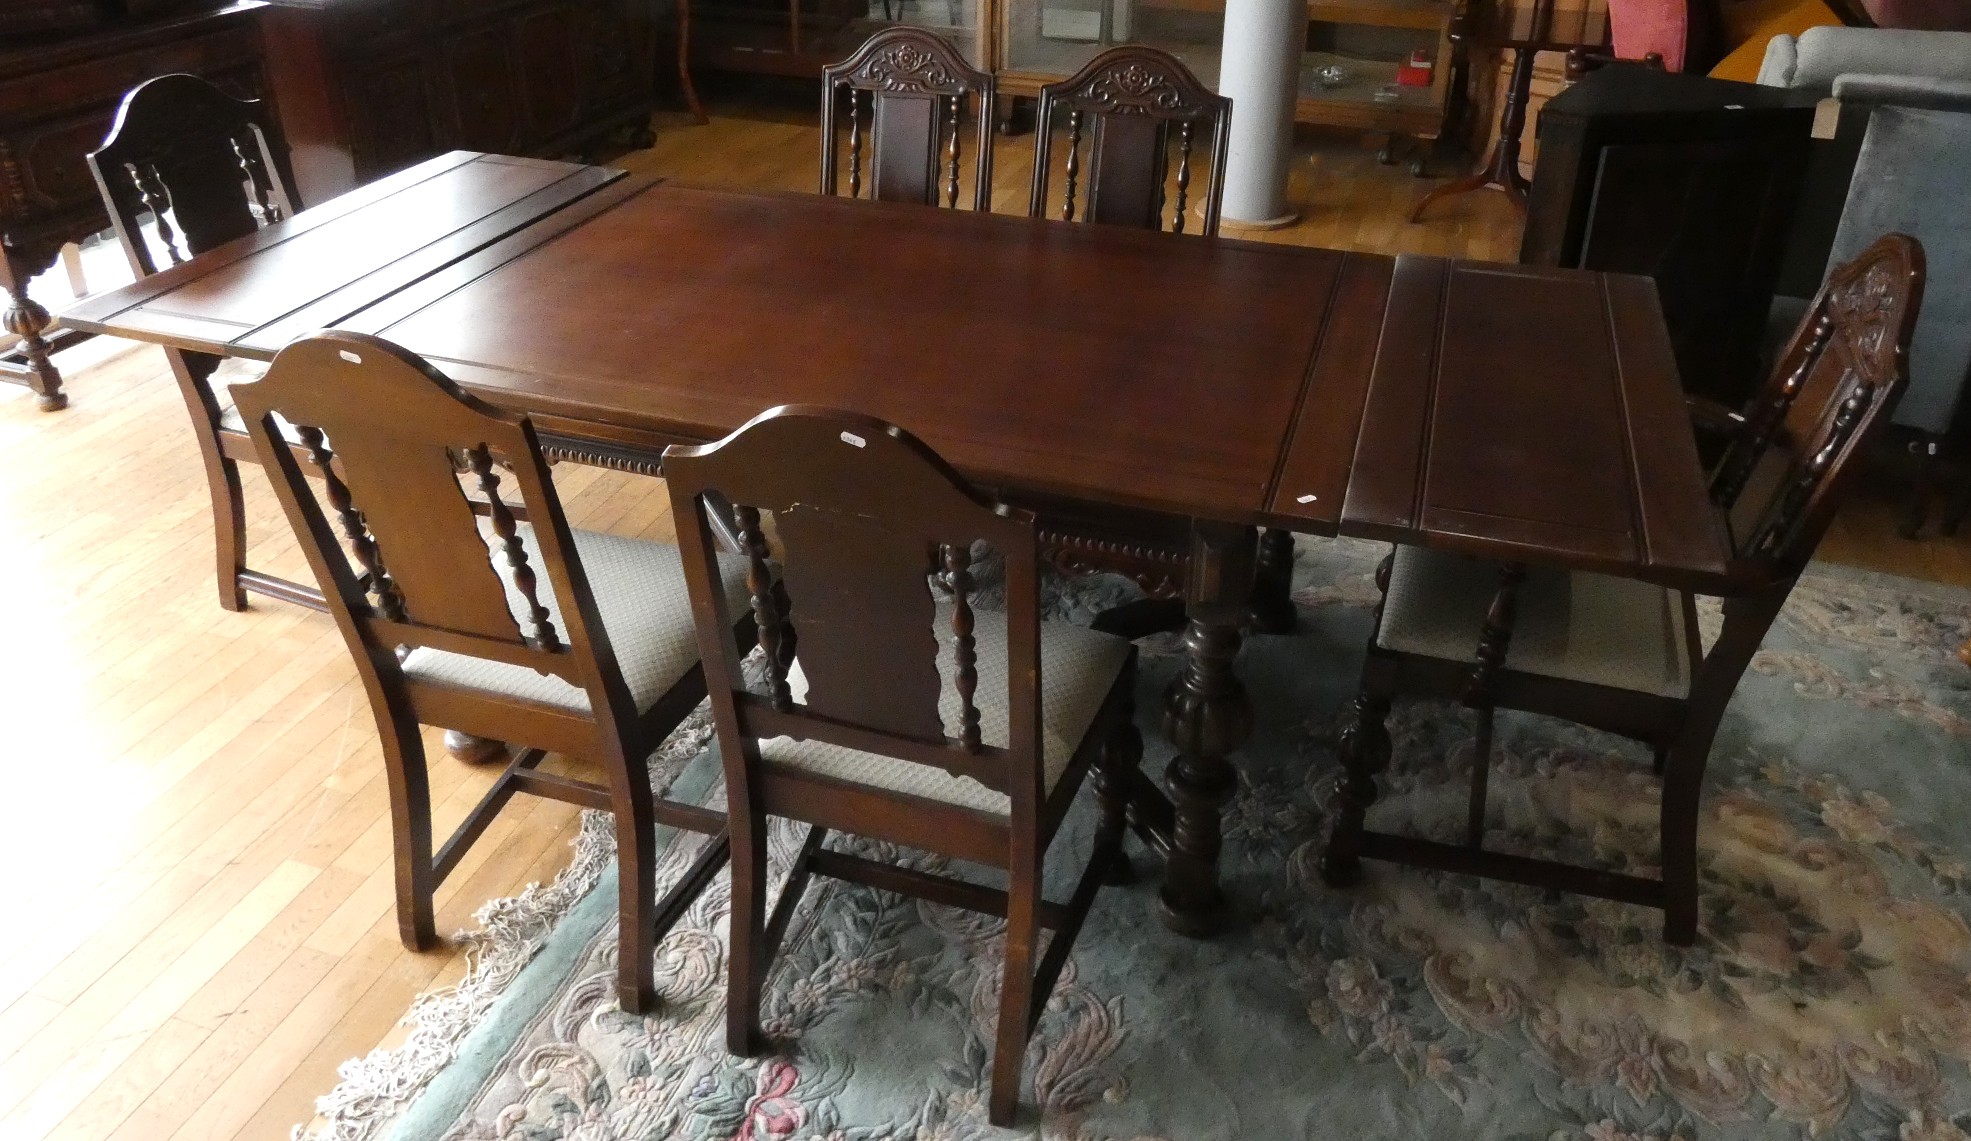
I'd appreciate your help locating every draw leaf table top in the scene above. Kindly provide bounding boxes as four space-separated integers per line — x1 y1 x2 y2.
62 150 1732 933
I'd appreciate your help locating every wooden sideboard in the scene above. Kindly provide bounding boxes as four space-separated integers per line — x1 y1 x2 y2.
0 0 269 410
259 0 658 204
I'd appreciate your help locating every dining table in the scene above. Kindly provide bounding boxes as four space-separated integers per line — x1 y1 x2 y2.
59 149 1735 936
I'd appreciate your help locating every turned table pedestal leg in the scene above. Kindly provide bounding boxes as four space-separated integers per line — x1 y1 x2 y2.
1156 521 1256 935
445 730 510 764
2 242 68 412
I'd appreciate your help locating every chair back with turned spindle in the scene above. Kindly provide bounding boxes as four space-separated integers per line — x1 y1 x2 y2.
1028 45 1231 235
821 28 996 212
232 332 738 1014
1710 233 1926 576
87 73 312 614
670 405 1045 808
87 73 299 277
664 404 1139 1126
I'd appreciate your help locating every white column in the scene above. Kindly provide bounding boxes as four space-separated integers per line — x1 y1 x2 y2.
1216 0 1301 228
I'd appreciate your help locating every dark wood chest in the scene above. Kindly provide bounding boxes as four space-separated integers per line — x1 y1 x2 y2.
259 0 656 204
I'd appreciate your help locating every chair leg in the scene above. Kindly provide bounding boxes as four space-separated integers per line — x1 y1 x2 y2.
989 849 1041 1126
1940 462 1971 537
378 717 438 950
1465 704 1494 848
1095 686 1144 886
725 807 770 1056
1247 528 1297 635
1322 550 1397 887
615 779 661 1014
1899 435 1941 540
1658 716 1723 946
209 454 249 612
168 349 248 611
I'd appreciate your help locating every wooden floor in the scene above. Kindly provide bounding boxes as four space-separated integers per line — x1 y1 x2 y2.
0 86 1965 1141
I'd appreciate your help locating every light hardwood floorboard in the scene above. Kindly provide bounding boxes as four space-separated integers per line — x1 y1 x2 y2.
0 85 1963 1141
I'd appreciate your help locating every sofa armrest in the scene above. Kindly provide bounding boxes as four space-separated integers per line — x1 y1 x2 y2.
1757 32 1802 86
1759 25 1971 92
1833 73 1971 111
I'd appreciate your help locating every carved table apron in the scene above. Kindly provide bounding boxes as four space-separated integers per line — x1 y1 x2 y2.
61 158 1731 936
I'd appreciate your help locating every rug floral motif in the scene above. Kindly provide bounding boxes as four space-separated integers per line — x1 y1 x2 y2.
302 542 1971 1141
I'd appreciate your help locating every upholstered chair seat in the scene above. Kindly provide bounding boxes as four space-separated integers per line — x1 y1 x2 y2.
405 525 749 714
768 608 1133 814
1377 545 1694 700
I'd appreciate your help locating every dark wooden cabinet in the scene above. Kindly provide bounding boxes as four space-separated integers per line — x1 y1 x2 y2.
0 0 269 410
260 0 655 204
1522 64 1818 408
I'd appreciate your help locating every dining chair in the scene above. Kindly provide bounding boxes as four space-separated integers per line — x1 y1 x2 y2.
664 406 1142 1126
1021 47 1296 636
230 331 751 1013
821 27 995 211
1028 44 1230 235
87 73 313 612
1319 233 1925 944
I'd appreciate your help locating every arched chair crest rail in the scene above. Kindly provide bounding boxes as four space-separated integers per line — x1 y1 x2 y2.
663 405 1143 1126
1028 44 1231 236
821 27 996 211
86 73 313 613
230 331 752 1013
1318 234 1926 945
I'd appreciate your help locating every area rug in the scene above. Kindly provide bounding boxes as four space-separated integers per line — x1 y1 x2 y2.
298 539 1971 1141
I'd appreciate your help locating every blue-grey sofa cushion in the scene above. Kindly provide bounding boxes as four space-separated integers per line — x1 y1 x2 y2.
1825 104 1971 434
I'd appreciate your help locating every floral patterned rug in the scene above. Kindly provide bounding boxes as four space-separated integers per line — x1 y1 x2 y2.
300 540 1971 1141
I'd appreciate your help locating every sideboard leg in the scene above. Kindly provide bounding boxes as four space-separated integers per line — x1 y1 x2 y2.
1157 521 1255 936
1 243 67 412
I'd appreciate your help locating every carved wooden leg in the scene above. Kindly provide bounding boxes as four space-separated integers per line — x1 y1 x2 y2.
676 0 708 126
443 730 510 764
1247 527 1297 634
1409 44 1534 223
1 243 67 412
1156 522 1256 935
1321 548 1396 886
1320 690 1391 887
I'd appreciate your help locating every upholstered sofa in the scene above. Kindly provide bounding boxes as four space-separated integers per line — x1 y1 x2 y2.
1759 31 1971 535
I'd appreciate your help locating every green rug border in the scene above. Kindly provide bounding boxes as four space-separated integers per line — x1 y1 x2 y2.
385 745 726 1141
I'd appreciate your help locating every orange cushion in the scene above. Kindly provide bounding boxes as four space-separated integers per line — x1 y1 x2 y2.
1710 0 1842 81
